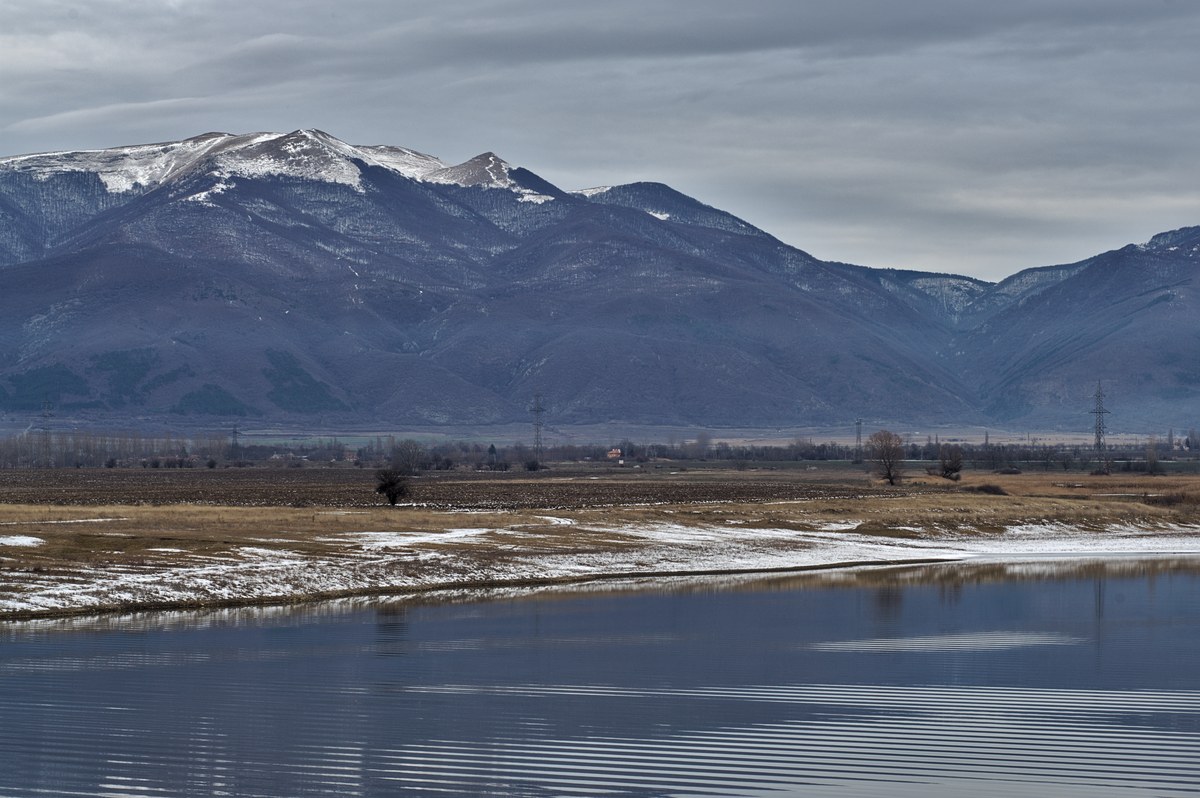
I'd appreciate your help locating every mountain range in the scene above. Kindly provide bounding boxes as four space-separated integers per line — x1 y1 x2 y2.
1 129 1197 434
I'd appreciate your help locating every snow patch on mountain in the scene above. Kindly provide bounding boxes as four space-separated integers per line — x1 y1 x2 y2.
355 144 446 179
0 133 236 193
184 180 235 205
990 264 1087 304
905 276 990 314
425 152 516 189
210 130 368 190
1142 226 1200 254
425 152 556 202
572 186 613 198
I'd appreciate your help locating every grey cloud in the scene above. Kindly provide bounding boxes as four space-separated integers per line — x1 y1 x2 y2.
2 0 1199 280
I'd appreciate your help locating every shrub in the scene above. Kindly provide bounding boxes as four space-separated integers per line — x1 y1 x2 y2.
374 468 409 506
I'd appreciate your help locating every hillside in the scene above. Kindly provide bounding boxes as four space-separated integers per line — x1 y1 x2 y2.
1 131 1195 432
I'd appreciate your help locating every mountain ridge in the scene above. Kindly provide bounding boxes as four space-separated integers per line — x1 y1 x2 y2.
1 131 1196 432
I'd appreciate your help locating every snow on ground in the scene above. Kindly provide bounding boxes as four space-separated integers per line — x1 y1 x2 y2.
340 528 495 549
0 536 44 547
0 518 127 526
3 521 1200 616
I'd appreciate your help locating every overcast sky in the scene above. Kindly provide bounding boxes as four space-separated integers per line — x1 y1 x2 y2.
4 0 1199 280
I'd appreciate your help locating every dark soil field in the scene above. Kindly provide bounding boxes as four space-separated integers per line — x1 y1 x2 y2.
0 464 909 509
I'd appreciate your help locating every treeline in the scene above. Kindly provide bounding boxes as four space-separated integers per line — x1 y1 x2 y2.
0 430 230 469
0 428 1196 471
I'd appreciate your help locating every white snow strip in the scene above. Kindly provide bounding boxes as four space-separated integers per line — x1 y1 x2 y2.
2 523 1199 615
0 518 127 526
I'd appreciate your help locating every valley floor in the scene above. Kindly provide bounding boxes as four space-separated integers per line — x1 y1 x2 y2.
3 466 1200 619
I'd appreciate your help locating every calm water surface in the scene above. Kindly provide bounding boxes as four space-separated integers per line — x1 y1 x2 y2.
3 556 1200 797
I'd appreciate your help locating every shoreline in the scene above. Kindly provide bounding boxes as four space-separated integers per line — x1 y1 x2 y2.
5 523 1200 623
0 555 967 623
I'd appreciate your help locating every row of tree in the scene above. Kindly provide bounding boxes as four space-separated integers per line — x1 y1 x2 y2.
0 427 1190 474
0 429 229 469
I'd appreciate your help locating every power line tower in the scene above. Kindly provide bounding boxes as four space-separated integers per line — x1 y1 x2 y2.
1090 381 1110 472
531 392 546 464
854 418 863 462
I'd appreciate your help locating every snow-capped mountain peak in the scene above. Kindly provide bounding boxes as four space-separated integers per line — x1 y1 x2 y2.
205 129 371 190
423 151 558 202
1141 225 1200 255
0 132 241 193
0 130 361 193
0 131 567 200
424 152 515 189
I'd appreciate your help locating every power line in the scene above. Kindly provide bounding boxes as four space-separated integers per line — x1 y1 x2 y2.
531 392 545 464
1090 381 1110 472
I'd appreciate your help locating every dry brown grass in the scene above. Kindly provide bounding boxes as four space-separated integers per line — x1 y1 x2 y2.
3 466 1199 617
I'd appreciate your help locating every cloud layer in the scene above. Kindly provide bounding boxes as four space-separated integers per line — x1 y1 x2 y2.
4 0 1199 279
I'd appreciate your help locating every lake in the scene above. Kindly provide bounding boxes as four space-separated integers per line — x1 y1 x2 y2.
3 556 1200 797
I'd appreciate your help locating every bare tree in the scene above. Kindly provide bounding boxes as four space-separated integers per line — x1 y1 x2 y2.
868 429 905 485
938 444 963 480
1146 436 1162 475
389 439 426 475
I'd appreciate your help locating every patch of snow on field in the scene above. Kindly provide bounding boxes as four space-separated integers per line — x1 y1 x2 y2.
812 521 862 532
343 528 495 549
0 536 44 547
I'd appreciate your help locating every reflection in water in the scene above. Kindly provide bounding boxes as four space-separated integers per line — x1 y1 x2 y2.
3 556 1200 797
871 585 904 622
374 604 409 657
804 630 1085 651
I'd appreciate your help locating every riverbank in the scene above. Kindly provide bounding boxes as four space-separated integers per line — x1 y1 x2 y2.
3 467 1200 619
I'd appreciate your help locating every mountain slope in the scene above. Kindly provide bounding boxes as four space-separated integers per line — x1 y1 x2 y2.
953 228 1200 426
1 131 1196 432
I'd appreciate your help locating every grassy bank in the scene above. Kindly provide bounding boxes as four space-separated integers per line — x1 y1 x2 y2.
2 466 1198 619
